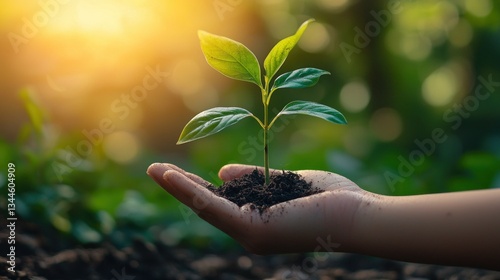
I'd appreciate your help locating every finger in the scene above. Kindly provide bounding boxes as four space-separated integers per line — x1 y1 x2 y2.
162 170 242 220
147 164 213 207
218 164 352 188
147 163 207 186
163 170 259 241
218 165 359 193
147 163 173 185
218 164 292 181
296 170 359 191
218 164 261 181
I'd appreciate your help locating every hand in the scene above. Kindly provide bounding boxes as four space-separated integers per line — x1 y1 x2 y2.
147 163 500 269
147 163 367 254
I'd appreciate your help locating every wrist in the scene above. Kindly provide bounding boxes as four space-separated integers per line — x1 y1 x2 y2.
341 190 388 254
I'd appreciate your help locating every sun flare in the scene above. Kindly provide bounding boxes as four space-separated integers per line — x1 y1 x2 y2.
48 0 153 36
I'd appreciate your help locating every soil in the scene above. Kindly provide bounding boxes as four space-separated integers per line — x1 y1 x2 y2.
207 169 322 213
2 222 500 279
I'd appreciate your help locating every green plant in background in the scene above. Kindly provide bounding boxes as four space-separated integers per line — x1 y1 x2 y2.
0 89 177 245
177 19 347 185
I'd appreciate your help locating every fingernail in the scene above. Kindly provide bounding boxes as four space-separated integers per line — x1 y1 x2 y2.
146 163 166 183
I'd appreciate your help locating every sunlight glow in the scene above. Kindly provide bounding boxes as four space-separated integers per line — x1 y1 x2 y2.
168 60 206 96
103 131 139 164
2 0 242 139
183 86 220 113
49 0 153 35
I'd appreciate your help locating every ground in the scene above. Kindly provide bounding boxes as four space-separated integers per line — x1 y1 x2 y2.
1 222 500 280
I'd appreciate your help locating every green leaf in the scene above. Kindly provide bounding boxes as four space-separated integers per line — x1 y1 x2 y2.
273 100 347 127
177 107 254 144
272 68 330 91
264 19 314 81
19 88 45 136
198 30 262 87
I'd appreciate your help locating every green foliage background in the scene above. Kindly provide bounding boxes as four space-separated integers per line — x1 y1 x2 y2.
1 1 499 249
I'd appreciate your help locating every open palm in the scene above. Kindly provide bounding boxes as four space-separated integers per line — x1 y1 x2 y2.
147 163 365 254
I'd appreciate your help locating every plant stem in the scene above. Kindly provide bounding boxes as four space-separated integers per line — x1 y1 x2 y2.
263 100 270 186
262 81 271 186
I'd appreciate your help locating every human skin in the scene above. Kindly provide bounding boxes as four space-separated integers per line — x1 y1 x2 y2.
147 163 500 271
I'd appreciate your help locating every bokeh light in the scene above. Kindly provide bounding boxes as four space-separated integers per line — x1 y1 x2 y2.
369 108 403 142
103 131 140 164
262 11 297 40
2 0 499 195
464 0 493 17
2 3 500 274
298 22 332 53
315 0 351 12
449 19 474 47
422 65 459 107
0 0 260 147
389 1 460 60
339 80 371 113
386 31 433 61
48 0 153 35
168 59 206 97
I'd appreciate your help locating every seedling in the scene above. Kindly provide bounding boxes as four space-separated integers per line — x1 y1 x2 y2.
177 19 347 185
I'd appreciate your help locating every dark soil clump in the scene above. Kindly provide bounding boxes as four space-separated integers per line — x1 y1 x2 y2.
208 169 323 212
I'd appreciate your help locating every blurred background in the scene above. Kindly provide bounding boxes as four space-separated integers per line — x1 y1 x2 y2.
1 0 499 248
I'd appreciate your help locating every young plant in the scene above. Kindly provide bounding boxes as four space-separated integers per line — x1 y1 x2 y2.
177 19 347 185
